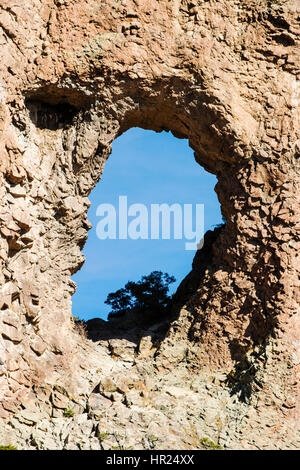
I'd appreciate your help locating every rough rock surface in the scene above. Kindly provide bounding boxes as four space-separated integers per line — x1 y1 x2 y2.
0 0 299 449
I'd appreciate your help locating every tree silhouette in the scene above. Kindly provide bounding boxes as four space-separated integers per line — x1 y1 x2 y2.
105 271 176 321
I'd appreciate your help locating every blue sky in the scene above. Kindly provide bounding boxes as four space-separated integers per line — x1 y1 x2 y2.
72 128 222 321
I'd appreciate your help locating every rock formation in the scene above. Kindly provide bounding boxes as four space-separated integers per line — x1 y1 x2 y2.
0 0 299 449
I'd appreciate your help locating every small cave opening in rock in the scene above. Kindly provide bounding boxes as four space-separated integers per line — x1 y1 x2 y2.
71 128 223 342
24 85 93 131
25 99 79 131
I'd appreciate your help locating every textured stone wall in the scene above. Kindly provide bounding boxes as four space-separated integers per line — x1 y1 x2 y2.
0 0 299 449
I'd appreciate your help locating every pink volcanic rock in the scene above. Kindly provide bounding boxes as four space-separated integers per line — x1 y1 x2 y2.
0 0 299 449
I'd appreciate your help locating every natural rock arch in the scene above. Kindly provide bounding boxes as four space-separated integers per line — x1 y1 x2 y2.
0 0 299 449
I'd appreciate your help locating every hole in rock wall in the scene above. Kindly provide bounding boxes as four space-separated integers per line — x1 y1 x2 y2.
71 128 223 323
25 99 78 131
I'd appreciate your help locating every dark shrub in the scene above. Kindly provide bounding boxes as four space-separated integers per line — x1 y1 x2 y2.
105 271 176 321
